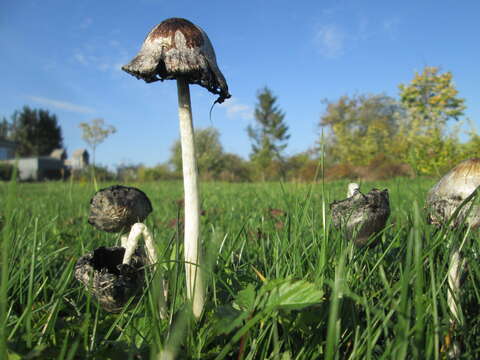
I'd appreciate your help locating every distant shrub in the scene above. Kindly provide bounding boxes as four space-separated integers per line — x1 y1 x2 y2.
359 155 415 180
0 163 16 181
73 165 116 182
325 155 414 181
325 163 358 180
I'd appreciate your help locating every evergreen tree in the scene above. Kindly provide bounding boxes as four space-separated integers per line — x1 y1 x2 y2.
247 87 290 180
10 106 63 156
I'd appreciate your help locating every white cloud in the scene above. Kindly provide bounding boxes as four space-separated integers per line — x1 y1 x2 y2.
219 97 253 121
27 96 95 114
314 24 346 58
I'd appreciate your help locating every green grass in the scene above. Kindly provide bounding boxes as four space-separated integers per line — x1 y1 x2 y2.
1 178 480 359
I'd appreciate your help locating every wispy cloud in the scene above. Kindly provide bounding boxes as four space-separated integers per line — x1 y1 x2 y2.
383 17 401 38
71 36 129 73
27 96 95 114
314 24 346 58
79 17 93 30
219 98 253 121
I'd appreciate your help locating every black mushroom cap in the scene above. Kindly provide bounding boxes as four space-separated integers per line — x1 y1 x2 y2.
330 188 390 247
426 158 480 228
121 17 231 104
88 185 153 233
74 246 146 313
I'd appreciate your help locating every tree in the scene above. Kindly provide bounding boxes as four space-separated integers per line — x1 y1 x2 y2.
79 118 116 168
0 118 9 139
398 66 466 174
170 127 225 180
8 106 63 156
399 66 465 134
247 87 290 180
319 94 403 165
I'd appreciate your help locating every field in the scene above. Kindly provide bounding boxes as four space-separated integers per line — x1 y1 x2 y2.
1 178 480 359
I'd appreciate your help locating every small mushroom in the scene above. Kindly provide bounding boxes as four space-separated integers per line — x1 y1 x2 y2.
330 185 390 247
122 18 231 318
76 185 165 314
425 158 480 357
88 185 152 234
74 246 146 313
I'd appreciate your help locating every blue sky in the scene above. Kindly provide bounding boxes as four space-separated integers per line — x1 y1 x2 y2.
1 0 479 168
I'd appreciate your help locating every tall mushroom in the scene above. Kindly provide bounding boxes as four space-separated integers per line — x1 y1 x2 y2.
426 158 480 357
122 18 231 318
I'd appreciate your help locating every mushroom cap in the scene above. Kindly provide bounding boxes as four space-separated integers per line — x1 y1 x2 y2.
88 185 153 233
426 158 480 228
330 188 390 247
122 17 231 104
74 246 146 313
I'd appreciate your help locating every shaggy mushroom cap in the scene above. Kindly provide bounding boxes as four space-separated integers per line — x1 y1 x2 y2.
88 185 153 233
75 246 146 313
426 158 480 228
122 17 231 104
330 188 390 247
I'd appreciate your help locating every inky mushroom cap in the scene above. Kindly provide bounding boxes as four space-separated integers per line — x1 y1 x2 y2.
330 188 390 247
426 158 480 228
88 185 153 233
75 246 146 313
122 17 231 104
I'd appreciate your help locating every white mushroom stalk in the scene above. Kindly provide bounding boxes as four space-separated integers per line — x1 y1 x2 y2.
123 222 158 266
347 183 360 197
122 18 231 319
177 78 205 318
122 222 167 319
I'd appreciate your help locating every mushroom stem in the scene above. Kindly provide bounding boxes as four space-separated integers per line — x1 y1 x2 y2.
123 223 157 266
177 77 205 319
122 223 167 319
446 246 466 359
347 183 360 197
447 248 466 324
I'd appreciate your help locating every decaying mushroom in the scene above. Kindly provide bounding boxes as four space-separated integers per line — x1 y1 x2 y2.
88 185 157 264
425 158 480 357
74 246 146 313
330 184 390 247
76 185 165 314
122 18 231 318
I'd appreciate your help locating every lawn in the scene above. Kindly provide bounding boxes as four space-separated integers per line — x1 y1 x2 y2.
1 178 480 359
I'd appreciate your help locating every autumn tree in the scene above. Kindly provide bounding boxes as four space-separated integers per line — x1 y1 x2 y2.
79 118 116 168
319 94 403 165
7 106 63 156
247 87 290 180
398 66 466 174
